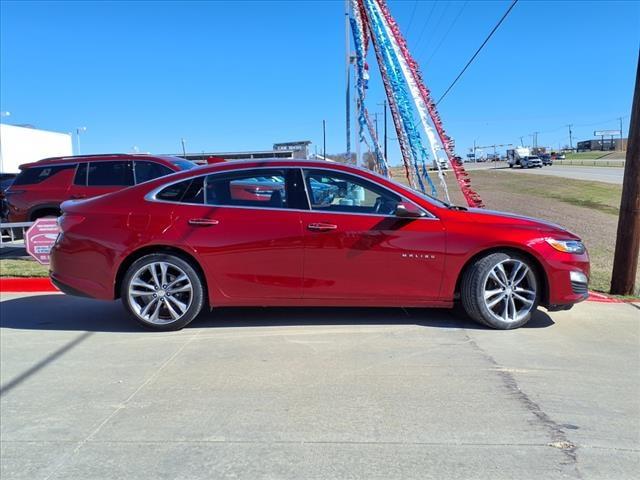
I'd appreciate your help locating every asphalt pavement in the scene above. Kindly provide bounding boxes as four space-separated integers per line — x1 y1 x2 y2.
1 293 638 479
501 165 624 184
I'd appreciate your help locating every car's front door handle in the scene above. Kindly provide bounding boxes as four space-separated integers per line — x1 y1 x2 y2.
188 218 219 226
307 222 338 232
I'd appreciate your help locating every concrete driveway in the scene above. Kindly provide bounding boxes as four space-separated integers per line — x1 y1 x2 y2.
1 293 638 479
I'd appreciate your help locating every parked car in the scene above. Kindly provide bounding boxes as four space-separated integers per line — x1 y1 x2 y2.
5 154 196 222
50 160 589 331
0 173 18 221
520 156 543 168
540 154 553 166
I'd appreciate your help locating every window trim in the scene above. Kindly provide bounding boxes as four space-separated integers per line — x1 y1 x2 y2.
145 166 438 220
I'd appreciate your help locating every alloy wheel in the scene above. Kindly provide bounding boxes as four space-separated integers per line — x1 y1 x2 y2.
482 259 537 324
128 261 193 325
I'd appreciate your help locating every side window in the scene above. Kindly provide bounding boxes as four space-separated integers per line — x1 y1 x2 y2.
303 169 401 215
205 169 290 209
156 177 204 204
134 161 174 184
74 163 87 185
12 164 76 186
87 161 134 186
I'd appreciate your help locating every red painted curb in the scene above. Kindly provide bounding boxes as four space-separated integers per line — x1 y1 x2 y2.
587 291 622 303
0 277 59 292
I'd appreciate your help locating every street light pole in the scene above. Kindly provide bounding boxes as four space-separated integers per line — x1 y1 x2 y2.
76 127 87 155
323 119 327 160
181 138 187 158
567 124 573 151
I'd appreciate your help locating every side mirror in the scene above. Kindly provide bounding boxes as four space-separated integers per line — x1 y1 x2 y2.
394 202 426 218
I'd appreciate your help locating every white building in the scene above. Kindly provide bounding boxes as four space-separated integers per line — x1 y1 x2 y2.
0 124 73 173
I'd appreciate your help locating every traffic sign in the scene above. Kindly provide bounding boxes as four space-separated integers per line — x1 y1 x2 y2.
25 218 60 265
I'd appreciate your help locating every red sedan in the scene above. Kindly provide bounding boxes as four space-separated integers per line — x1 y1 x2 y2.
50 160 589 330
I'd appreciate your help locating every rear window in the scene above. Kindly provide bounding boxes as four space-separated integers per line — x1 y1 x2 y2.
156 177 204 204
87 161 134 186
134 161 174 184
169 159 197 170
13 164 76 185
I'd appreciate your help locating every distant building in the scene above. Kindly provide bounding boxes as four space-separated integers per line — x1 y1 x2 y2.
273 141 311 159
0 123 73 173
577 138 627 152
174 140 312 163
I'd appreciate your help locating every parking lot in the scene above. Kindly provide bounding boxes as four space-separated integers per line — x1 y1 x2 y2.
1 293 638 479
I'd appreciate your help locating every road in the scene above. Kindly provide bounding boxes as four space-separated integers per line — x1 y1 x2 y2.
501 165 624 184
1 293 639 479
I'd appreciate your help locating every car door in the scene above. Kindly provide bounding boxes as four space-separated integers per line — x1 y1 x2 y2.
300 168 446 302
71 160 134 199
156 168 306 300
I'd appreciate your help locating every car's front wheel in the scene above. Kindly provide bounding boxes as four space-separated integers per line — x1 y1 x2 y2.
460 252 539 329
121 253 205 331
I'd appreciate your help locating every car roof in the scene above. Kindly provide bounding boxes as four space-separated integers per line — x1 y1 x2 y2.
20 154 186 169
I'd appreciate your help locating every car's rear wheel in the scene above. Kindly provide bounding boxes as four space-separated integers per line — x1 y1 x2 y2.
461 252 539 329
121 253 204 331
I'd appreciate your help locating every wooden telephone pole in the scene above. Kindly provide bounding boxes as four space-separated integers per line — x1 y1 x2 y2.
611 54 640 295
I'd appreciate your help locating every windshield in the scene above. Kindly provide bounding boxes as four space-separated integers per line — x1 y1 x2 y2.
169 159 197 170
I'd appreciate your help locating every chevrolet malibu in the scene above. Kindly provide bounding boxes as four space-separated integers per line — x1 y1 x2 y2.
50 160 589 331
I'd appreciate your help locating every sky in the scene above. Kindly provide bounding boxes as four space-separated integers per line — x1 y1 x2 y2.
1 0 638 164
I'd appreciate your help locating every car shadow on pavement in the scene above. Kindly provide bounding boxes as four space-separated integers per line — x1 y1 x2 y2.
0 294 555 332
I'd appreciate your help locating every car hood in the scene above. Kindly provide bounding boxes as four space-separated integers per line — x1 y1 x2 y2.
464 208 580 239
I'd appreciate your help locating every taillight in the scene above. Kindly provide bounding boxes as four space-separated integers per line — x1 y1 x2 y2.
58 214 85 232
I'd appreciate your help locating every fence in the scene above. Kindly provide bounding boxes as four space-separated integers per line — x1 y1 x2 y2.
0 222 34 248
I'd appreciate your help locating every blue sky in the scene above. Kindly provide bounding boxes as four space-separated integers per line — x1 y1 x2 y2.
1 0 638 163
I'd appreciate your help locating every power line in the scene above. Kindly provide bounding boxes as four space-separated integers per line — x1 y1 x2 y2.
419 1 451 56
424 1 469 68
413 1 438 49
436 0 519 106
405 0 419 37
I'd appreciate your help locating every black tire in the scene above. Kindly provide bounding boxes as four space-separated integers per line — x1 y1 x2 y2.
508 164 513 168
120 253 205 331
460 251 539 329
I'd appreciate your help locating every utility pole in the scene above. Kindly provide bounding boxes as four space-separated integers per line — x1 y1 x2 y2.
345 0 351 162
567 124 573 151
181 138 187 158
378 100 388 159
373 112 380 140
611 55 639 295
323 119 327 160
519 136 524 147
619 117 624 151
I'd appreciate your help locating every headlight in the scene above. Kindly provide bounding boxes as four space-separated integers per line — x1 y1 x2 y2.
546 238 585 254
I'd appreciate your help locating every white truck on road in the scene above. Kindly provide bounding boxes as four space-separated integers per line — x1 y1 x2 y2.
506 147 543 168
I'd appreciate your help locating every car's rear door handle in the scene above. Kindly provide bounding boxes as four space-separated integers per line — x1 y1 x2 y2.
188 218 219 226
307 222 337 232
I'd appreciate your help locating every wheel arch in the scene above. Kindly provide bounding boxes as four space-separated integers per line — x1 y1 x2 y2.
114 245 209 305
454 246 549 305
29 204 62 220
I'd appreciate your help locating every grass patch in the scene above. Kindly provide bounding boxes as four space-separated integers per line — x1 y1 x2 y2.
0 259 49 277
471 170 622 216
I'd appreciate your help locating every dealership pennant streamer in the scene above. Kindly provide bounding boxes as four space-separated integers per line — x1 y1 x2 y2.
351 0 484 208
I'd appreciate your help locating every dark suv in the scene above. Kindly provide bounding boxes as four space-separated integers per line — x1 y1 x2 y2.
5 154 196 222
